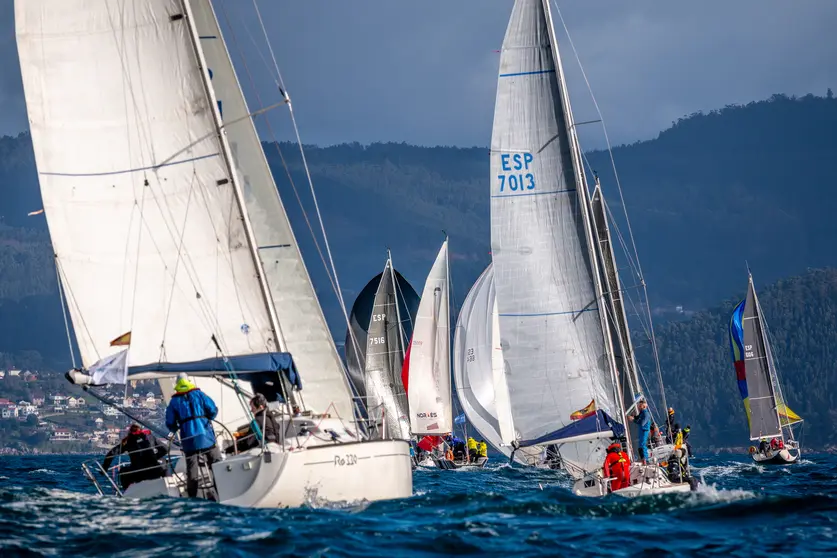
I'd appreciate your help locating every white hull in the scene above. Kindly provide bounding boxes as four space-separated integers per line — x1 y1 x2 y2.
572 462 693 498
123 439 412 508
752 448 799 464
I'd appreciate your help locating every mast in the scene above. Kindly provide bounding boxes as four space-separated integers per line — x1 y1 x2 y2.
181 0 285 356
541 1 626 427
388 250 407 360
590 179 640 401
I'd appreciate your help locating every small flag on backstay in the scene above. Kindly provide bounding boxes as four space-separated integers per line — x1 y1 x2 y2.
110 331 132 346
454 413 466 425
570 399 596 421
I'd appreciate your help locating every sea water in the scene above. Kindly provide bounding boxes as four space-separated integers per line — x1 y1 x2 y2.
0 454 834 556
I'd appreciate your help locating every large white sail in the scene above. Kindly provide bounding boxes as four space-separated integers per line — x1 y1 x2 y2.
189 1 354 421
17 0 276 372
489 0 617 473
406 240 452 435
453 264 515 458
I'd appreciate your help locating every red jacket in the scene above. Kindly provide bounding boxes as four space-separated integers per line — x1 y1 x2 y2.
603 444 631 491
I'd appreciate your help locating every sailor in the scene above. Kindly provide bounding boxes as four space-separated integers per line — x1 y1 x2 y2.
102 423 167 490
478 440 488 459
770 438 780 451
467 436 478 461
451 435 466 461
165 373 222 500
682 425 693 457
603 441 631 492
758 438 770 454
665 407 676 443
234 393 281 452
628 399 652 464
650 422 663 448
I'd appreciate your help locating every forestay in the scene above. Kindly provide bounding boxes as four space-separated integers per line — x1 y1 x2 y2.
489 0 616 470
406 240 452 435
189 1 353 421
363 260 411 440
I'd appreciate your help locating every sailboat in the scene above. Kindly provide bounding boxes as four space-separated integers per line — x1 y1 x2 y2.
455 0 694 497
729 272 803 464
403 240 487 470
345 252 417 441
16 0 412 507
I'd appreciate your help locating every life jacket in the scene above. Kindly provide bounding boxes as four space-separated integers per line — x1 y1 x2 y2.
467 437 477 451
445 449 454 461
777 439 785 450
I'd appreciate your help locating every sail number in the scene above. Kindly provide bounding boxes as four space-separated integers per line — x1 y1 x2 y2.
466 348 476 363
498 152 535 192
744 344 754 358
372 313 386 322
334 454 358 467
369 337 386 345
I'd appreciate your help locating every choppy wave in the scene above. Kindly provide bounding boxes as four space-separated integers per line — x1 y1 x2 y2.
0 454 836 556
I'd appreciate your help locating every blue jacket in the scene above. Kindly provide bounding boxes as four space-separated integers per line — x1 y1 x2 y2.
165 388 218 454
634 408 651 433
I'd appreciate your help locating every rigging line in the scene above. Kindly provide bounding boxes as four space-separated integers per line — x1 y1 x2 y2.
218 1 341 301
55 258 76 369
552 0 669 416
248 0 365 372
55 259 100 363
217 3 367 396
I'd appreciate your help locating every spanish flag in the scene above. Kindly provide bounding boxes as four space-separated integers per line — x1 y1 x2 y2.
570 399 596 421
109 331 132 347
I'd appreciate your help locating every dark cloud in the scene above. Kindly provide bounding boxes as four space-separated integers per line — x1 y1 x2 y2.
1 0 835 148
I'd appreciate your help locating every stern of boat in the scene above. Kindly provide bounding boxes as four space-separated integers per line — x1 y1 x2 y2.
213 439 412 508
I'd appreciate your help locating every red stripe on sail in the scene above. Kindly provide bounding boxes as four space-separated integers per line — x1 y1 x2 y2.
401 339 412 393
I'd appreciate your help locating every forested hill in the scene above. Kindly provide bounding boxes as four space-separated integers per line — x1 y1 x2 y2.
1 92 836 376
653 268 837 451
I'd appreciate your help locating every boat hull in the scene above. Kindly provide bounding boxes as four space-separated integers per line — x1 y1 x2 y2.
431 456 488 470
752 448 799 465
572 462 695 498
123 439 413 508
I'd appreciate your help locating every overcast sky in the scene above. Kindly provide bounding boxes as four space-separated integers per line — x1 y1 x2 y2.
1 0 835 149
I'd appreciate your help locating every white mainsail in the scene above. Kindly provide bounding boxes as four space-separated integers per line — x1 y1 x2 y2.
489 0 619 474
17 0 275 366
16 0 352 433
406 240 452 435
189 0 354 422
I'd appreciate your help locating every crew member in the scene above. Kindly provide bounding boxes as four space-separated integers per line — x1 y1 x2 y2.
466 437 478 462
234 393 281 452
603 441 631 492
165 373 221 500
102 423 167 490
629 399 651 464
478 440 488 459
